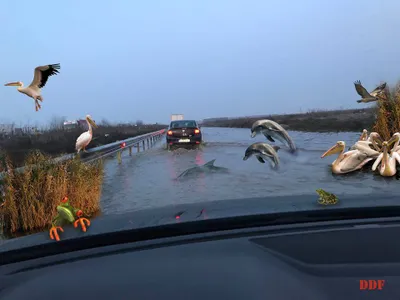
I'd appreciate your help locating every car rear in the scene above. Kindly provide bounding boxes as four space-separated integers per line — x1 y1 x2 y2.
166 120 202 147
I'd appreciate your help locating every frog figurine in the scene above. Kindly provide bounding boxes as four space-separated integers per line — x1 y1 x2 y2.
49 196 91 241
316 189 339 205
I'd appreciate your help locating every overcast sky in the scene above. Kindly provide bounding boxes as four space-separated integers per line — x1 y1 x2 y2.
1 0 400 126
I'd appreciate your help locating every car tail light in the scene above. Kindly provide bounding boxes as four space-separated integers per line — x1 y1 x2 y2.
167 130 173 135
194 129 200 134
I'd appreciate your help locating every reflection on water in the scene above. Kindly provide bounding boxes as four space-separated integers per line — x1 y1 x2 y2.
100 127 400 215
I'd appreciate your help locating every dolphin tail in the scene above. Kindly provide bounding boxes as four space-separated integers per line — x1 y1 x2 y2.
204 159 216 167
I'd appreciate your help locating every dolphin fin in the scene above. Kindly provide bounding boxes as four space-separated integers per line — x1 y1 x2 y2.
204 159 216 167
265 134 275 142
272 146 280 152
256 156 265 163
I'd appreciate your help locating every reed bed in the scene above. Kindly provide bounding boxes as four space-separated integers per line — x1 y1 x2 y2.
0 150 104 235
372 82 400 140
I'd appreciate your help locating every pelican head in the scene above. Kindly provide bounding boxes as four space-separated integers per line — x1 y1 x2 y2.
86 115 97 128
360 129 368 141
370 132 383 143
4 81 22 87
321 141 345 158
388 133 400 147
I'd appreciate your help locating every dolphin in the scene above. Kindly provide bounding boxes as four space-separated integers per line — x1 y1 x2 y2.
243 142 280 169
250 119 296 153
177 159 229 179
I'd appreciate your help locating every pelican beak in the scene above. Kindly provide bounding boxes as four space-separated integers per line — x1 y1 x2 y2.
387 135 399 148
88 118 97 128
4 82 20 86
321 143 342 158
251 131 256 138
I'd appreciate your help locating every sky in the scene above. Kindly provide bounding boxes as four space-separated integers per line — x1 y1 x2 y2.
1 0 400 126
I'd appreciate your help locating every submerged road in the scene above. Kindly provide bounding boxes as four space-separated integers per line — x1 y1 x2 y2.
100 127 400 215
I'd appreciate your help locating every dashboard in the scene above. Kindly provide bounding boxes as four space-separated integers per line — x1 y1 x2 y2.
1 215 400 300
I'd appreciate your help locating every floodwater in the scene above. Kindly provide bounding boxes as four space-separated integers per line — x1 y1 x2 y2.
100 127 400 215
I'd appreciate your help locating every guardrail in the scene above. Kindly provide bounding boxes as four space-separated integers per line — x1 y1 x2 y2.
0 128 167 178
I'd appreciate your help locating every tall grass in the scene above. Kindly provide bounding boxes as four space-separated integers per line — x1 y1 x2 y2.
372 82 400 140
0 150 104 235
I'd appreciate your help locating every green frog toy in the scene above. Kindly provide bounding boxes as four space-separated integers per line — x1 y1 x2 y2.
316 189 339 205
49 196 91 241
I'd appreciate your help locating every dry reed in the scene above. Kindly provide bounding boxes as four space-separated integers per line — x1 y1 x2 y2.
0 150 104 235
372 82 400 140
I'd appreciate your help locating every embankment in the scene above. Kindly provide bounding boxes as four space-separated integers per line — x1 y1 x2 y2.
0 124 167 167
202 108 376 132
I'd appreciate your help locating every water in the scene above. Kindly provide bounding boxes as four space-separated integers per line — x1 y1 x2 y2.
100 127 399 215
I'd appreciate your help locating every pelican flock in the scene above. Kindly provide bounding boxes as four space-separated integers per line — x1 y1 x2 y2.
5 64 61 111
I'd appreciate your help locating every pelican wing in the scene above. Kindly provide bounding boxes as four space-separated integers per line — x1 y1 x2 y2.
354 80 371 98
372 153 383 171
370 82 387 97
393 152 400 165
29 63 61 89
76 131 92 150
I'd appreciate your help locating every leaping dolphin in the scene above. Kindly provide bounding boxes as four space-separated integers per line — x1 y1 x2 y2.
243 142 280 169
250 119 296 153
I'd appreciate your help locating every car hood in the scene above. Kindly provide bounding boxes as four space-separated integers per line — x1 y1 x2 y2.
0 193 393 253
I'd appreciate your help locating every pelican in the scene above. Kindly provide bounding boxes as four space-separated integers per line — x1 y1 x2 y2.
75 115 98 153
372 140 400 177
4 63 60 111
388 132 400 153
359 129 368 141
349 132 383 156
354 80 386 103
321 141 374 174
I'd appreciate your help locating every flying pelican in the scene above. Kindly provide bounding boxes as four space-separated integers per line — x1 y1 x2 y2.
354 80 386 103
321 141 374 174
75 115 98 153
4 63 61 111
372 140 400 177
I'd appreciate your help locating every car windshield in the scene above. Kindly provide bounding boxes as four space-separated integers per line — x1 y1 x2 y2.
170 121 197 128
1 1 400 253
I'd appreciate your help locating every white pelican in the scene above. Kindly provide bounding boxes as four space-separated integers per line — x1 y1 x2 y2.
354 80 386 103
321 141 374 174
388 132 400 153
4 63 60 111
359 129 368 141
350 132 383 156
372 140 400 177
75 115 98 153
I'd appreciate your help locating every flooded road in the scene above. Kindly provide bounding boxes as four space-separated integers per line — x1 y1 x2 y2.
100 127 400 215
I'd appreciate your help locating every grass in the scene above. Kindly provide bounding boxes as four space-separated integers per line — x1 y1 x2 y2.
372 82 400 140
0 123 167 167
0 150 104 236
